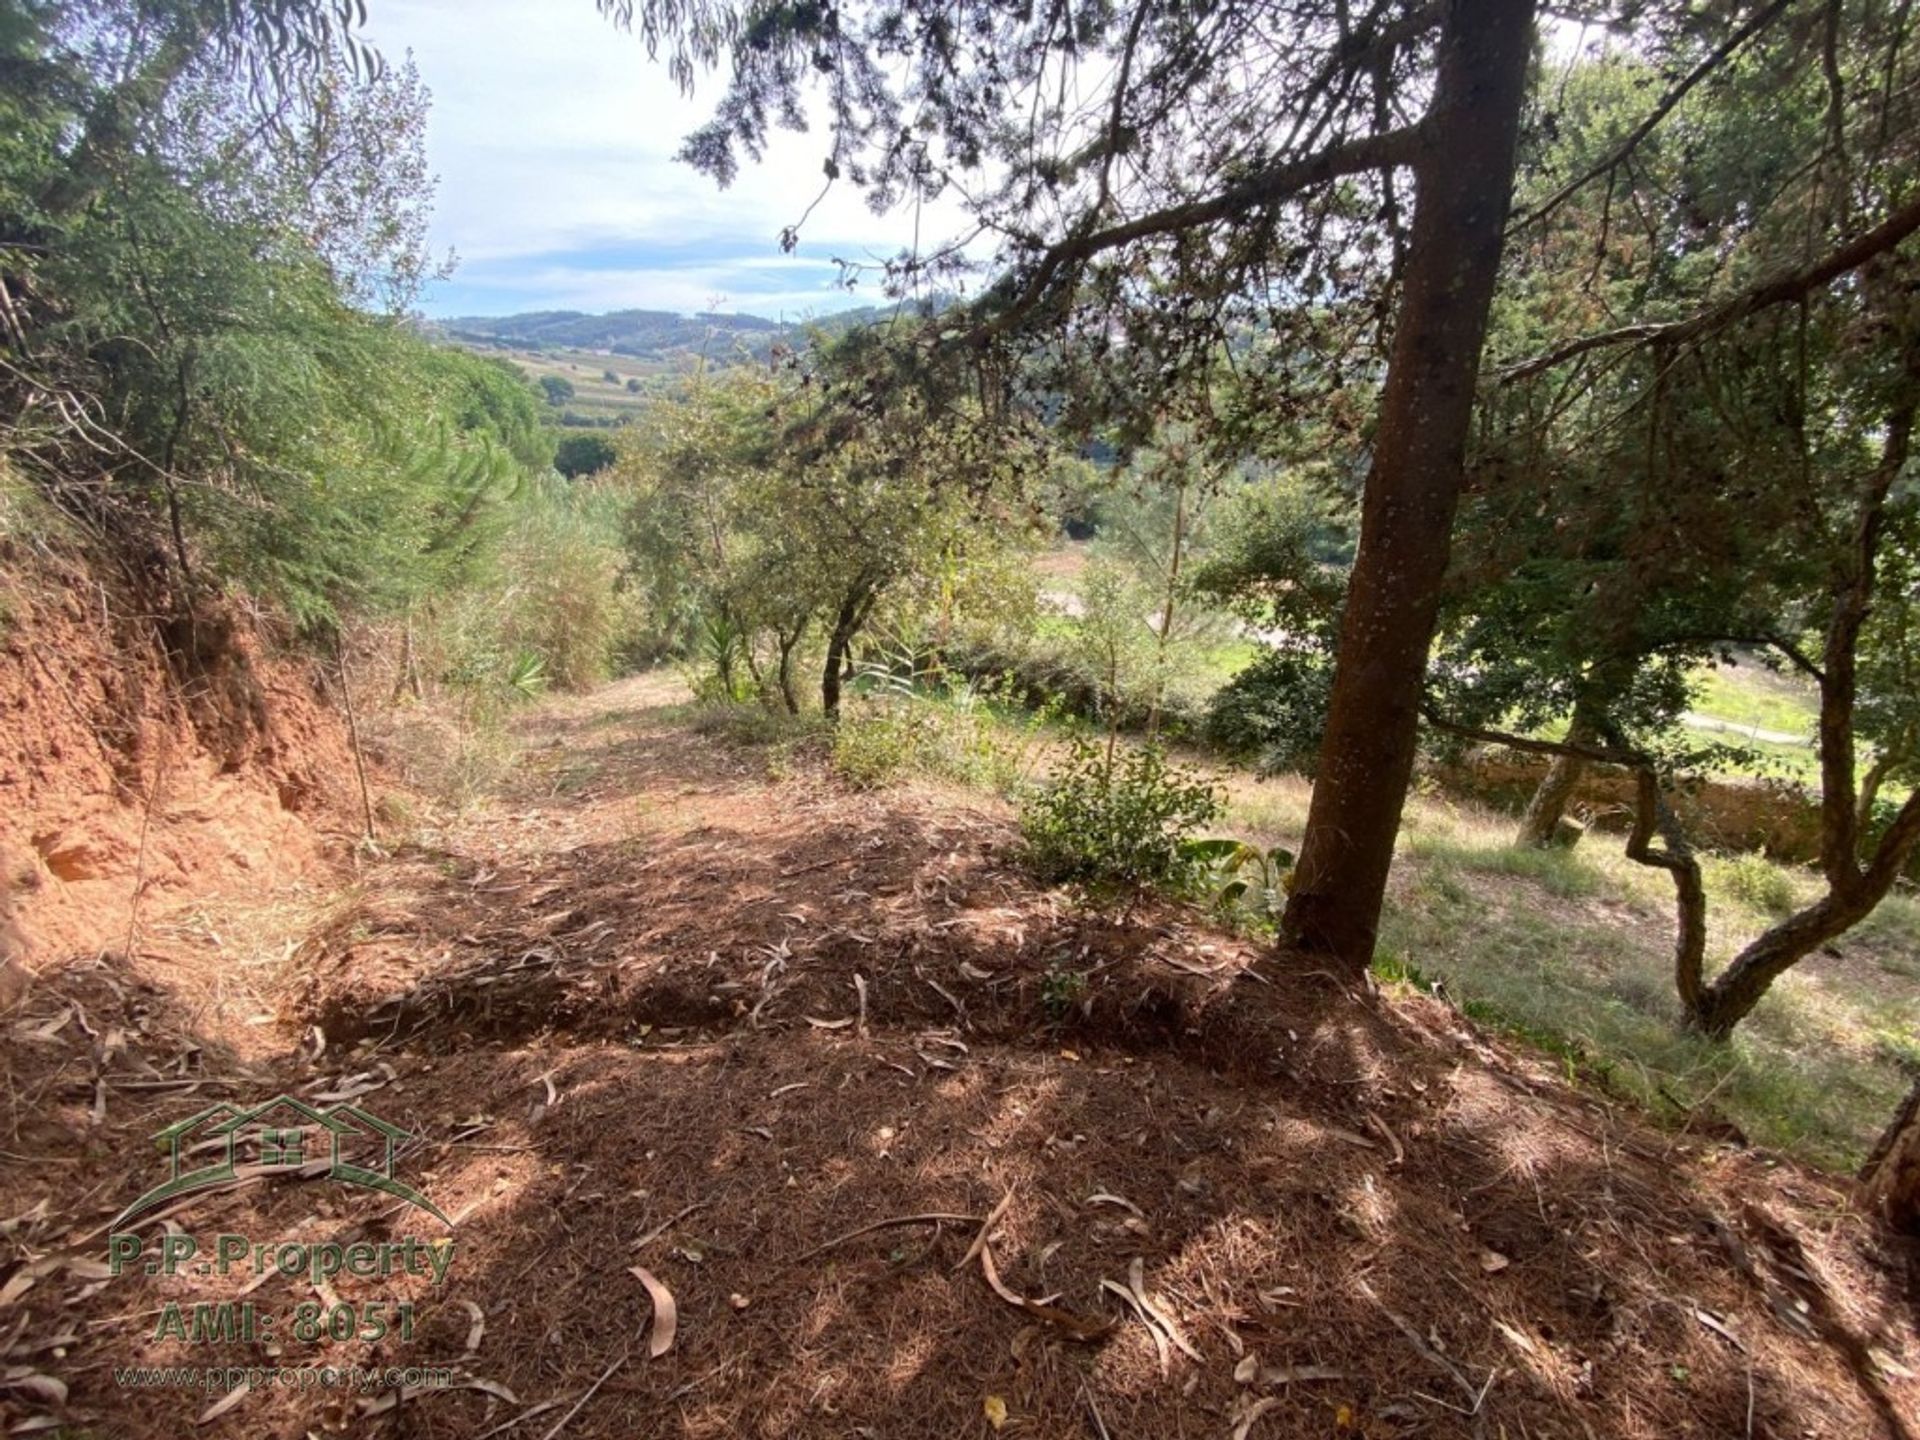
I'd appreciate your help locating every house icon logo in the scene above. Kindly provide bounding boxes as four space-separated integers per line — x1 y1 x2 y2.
112 1094 451 1228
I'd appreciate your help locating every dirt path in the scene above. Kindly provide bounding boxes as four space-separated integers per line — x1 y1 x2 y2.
3 677 1918 1439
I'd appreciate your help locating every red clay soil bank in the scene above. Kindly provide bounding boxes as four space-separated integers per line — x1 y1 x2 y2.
0 542 354 974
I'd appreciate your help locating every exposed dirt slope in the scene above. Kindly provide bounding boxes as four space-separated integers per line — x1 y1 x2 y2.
2 674 1917 1440
0 543 355 972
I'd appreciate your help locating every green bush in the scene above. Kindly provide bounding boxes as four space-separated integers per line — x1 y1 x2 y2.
554 433 618 479
830 699 931 787
1180 837 1295 924
1020 738 1222 894
1204 645 1332 774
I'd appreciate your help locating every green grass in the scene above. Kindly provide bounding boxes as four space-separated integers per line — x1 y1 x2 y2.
1202 779 1917 1171
1690 663 1819 739
1197 635 1260 684
1376 808 1914 1169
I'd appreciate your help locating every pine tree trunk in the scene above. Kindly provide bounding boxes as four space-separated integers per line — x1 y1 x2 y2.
1862 1078 1920 1234
1282 0 1537 971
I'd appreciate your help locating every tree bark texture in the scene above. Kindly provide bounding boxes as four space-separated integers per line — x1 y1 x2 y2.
1282 0 1538 971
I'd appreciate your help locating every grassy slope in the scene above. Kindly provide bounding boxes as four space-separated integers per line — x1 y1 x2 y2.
1222 773 1920 1171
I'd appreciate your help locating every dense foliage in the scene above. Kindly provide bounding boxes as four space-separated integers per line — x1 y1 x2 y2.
0 0 555 632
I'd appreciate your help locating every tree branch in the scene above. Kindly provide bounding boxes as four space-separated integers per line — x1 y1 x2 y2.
970 124 1425 343
1502 192 1920 381
1510 0 1796 231
1418 703 1641 766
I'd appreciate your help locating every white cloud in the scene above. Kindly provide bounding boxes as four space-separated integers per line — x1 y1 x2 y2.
366 0 976 309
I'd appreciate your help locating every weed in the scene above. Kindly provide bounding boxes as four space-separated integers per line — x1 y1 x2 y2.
830 677 1056 794
1707 851 1799 918
1040 961 1089 1020
688 702 822 750
1872 1027 1920 1075
1181 836 1294 924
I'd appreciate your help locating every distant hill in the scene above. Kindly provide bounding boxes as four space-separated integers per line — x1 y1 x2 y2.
434 305 893 366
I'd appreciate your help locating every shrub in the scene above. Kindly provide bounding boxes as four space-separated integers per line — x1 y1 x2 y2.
831 699 931 788
1020 737 1222 894
554 434 618 479
1204 645 1332 774
1181 837 1295 924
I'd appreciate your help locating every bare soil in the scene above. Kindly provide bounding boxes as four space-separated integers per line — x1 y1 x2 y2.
0 544 357 967
3 673 1918 1440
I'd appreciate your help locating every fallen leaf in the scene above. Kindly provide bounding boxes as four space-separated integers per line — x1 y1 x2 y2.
629 1266 678 1357
1693 1307 1745 1352
1229 1395 1280 1440
1259 1364 1344 1385
1494 1320 1536 1355
1128 1256 1200 1362
460 1299 485 1356
196 1386 250 1426
1478 1249 1510 1274
355 1377 519 1418
980 1245 1111 1341
1870 1347 1915 1380
0 1372 66 1406
983 1394 1008 1431
1233 1354 1259 1384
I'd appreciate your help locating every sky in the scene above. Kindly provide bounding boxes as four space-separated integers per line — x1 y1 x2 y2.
364 0 971 322
368 5 1599 324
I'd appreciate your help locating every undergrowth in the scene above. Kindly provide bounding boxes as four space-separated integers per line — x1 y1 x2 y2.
830 676 1056 794
1019 737 1223 895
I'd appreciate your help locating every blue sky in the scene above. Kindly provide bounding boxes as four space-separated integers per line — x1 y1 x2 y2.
365 0 972 320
